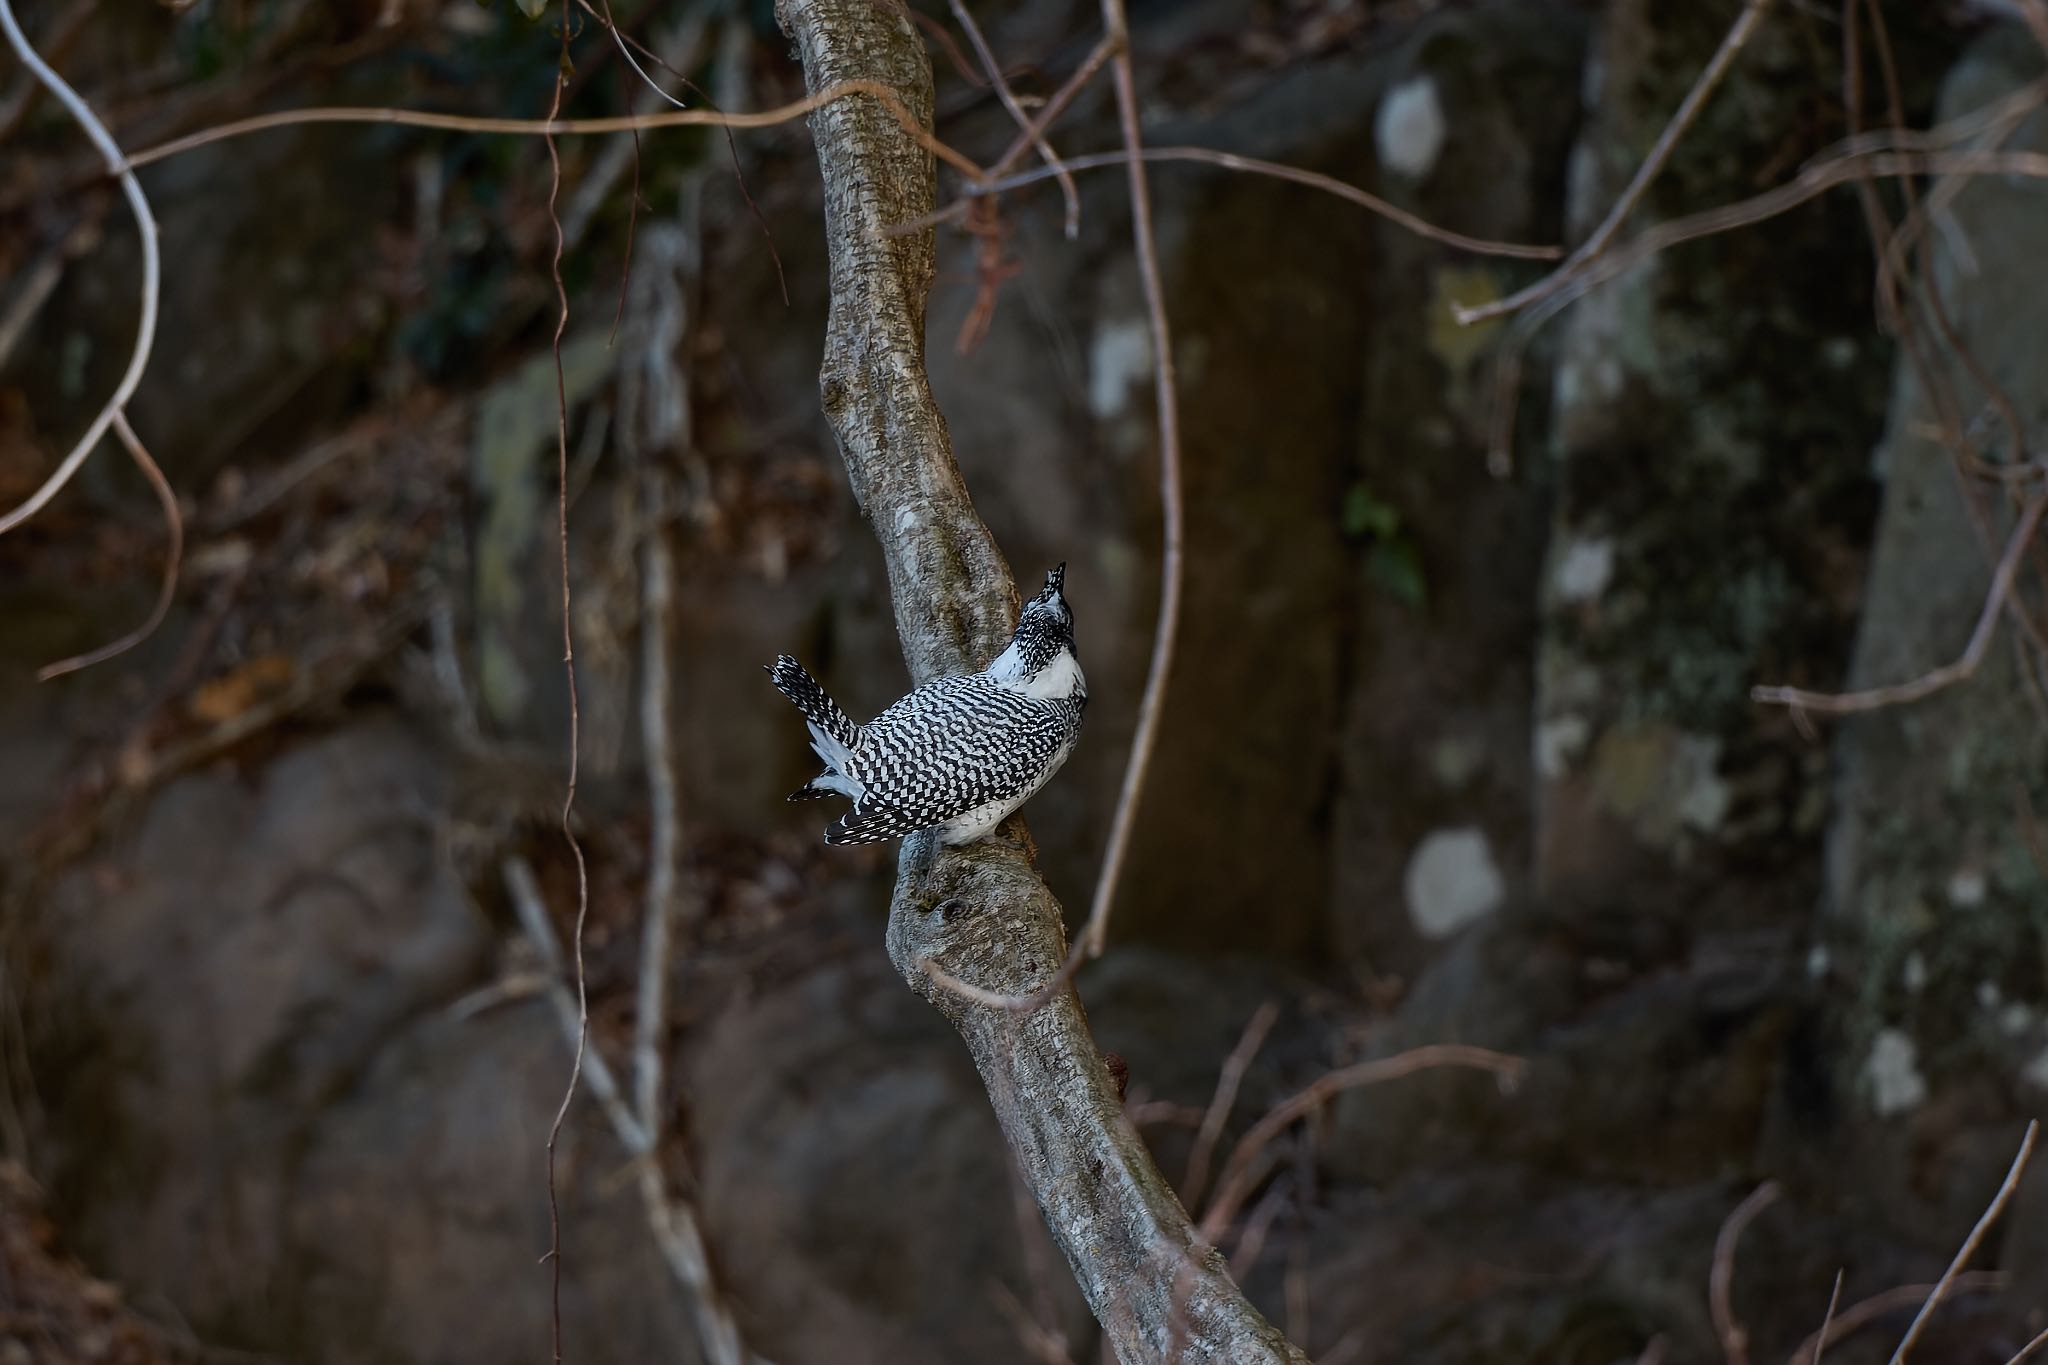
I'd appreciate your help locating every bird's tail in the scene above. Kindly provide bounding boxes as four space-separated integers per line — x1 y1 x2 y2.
767 655 861 756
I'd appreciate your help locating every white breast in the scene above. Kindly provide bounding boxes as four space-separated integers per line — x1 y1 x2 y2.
994 647 1084 701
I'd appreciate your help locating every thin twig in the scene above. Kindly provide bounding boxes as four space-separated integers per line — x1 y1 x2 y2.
503 858 764 1365
894 145 1562 260
2006 1329 2048 1365
1473 145 2048 474
1783 1274 2005 1365
1452 0 1775 327
1885 1120 2038 1365
37 413 182 681
1182 1001 1279 1211
538 18 587 1360
1082 0 1183 961
990 31 1118 180
575 0 789 306
1753 489 2048 715
590 0 691 114
946 0 1080 237
1227 1176 1293 1280
0 0 160 538
1809 1271 1843 1365
1198 1045 1524 1243
1710 1181 1781 1365
122 78 984 179
504 857 652 1153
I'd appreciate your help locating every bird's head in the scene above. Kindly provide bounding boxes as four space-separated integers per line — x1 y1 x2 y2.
991 564 1081 689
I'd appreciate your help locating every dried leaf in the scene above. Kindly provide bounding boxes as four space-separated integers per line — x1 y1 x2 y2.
188 654 297 723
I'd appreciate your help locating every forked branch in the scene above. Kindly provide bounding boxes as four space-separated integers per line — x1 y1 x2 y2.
770 1 1306 1359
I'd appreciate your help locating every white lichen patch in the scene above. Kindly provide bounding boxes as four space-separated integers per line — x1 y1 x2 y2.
1553 536 1616 605
1864 1028 1928 1116
1675 734 1732 834
1947 866 1987 908
1404 826 1505 939
1088 318 1153 419
1536 715 1591 781
1376 76 1446 180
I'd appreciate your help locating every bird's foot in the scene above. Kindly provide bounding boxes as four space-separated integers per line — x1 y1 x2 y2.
902 829 940 897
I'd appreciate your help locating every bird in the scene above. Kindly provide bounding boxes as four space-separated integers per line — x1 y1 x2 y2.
768 564 1086 847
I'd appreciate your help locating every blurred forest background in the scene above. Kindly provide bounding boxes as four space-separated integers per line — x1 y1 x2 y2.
1 0 2046 1361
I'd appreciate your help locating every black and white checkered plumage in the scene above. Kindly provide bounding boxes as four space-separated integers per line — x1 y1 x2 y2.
769 565 1086 846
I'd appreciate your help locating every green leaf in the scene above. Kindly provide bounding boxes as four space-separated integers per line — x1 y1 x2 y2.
1340 483 1401 540
514 0 549 18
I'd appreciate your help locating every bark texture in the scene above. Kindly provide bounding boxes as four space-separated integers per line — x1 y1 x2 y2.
772 2 1309 1360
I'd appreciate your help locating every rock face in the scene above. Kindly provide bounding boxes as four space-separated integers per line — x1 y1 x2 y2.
1817 23 2048 1232
9 2 2047 1363
1533 0 1894 926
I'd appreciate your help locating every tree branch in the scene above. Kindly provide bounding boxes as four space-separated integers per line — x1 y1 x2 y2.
0 0 159 538
771 1 1306 1359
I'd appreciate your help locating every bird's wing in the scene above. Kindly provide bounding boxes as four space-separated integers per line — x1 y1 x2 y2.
847 675 1069 829
824 796 915 845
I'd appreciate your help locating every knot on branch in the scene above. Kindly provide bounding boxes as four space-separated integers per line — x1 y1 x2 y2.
885 835 1069 1021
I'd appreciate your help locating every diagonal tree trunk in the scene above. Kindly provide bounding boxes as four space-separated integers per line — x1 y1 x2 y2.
771 2 1310 1360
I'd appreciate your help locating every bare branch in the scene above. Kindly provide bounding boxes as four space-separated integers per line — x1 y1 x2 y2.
537 38 588 1365
1198 1045 1524 1244
898 145 1563 260
1782 1275 2005 1365
1711 1182 1781 1365
0 0 160 538
505 857 651 1155
1753 488 2047 716
947 0 1081 238
122 79 982 179
618 206 702 1141
772 2 1304 1358
1808 1270 1843 1365
1081 0 1184 961
1452 0 1775 327
1183 1001 1279 1212
991 32 1119 181
634 459 685 1138
2006 1329 2048 1365
503 858 765 1365
36 413 182 681
1885 1120 2037 1365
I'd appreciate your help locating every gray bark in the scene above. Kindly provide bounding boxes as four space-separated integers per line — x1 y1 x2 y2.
772 2 1310 1360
